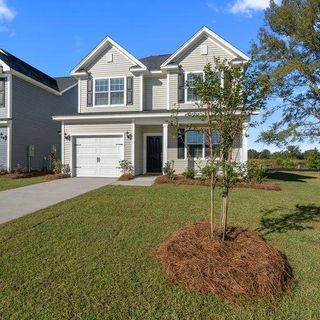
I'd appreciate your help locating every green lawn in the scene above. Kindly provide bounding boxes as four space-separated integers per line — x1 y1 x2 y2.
0 176 47 191
0 172 319 319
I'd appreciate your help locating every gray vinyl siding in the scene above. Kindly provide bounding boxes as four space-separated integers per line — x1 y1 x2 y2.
63 122 133 174
167 126 242 174
11 76 78 170
143 76 167 110
0 126 7 169
170 36 235 110
80 46 141 113
0 77 8 118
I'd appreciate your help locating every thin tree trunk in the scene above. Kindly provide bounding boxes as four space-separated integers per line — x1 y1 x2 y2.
210 172 214 238
222 193 228 241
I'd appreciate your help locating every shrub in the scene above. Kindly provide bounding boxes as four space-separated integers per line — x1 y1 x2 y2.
13 164 27 174
306 149 320 169
182 169 196 179
53 160 62 174
0 167 7 175
245 162 267 184
118 160 133 175
163 161 176 180
61 164 70 175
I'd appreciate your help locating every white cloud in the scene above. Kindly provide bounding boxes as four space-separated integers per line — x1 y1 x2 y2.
229 0 279 16
0 0 15 22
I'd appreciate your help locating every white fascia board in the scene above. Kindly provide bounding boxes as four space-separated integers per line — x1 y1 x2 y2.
71 36 147 75
161 26 250 67
53 112 189 121
160 65 179 70
10 70 61 96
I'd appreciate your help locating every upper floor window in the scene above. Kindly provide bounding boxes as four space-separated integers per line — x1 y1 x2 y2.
185 72 204 102
94 77 125 106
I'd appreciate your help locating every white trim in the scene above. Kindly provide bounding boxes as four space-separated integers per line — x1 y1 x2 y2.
93 76 127 107
143 132 162 174
7 74 12 119
77 79 81 113
70 132 125 177
140 74 144 111
161 26 250 68
71 36 147 75
10 70 61 96
52 110 259 122
60 82 78 94
166 72 170 110
131 120 135 175
0 59 10 72
163 124 168 165
161 65 179 70
7 121 12 171
184 71 204 104
61 121 65 164
242 123 248 163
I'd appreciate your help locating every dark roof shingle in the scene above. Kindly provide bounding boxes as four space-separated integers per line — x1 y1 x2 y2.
139 54 172 70
55 76 77 92
0 49 59 92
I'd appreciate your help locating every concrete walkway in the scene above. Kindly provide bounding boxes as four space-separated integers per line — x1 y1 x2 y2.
0 178 116 224
112 176 157 187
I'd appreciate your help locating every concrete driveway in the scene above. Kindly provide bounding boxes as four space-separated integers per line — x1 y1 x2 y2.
0 178 116 224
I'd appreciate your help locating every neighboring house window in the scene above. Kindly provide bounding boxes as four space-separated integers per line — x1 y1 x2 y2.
186 130 220 159
94 77 125 106
185 72 203 102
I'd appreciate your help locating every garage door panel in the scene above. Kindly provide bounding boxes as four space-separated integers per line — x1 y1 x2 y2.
75 135 124 177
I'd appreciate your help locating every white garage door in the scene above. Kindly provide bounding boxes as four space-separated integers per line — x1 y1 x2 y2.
75 136 124 177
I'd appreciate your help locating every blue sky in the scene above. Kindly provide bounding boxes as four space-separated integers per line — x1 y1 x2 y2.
0 0 318 152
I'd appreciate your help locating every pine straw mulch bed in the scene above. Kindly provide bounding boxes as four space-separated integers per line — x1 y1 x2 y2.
158 222 293 302
155 176 282 191
118 173 135 181
0 172 70 181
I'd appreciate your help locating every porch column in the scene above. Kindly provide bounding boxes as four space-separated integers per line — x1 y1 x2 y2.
131 121 135 175
163 123 168 167
242 123 248 163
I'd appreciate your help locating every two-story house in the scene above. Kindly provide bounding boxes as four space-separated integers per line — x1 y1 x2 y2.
53 26 250 178
0 49 77 172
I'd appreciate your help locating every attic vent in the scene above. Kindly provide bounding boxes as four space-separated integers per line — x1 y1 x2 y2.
106 52 113 63
201 45 208 55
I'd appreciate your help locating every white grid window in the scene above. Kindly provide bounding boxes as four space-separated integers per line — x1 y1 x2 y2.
94 77 125 106
186 72 203 102
186 131 220 159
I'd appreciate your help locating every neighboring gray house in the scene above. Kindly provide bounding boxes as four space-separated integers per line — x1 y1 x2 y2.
53 26 251 178
0 49 78 171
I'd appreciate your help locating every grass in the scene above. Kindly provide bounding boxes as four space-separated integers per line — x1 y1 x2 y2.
0 171 319 319
0 175 47 191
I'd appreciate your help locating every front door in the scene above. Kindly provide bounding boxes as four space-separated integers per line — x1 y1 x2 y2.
146 136 163 173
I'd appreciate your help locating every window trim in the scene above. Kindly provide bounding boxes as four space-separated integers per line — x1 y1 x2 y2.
184 71 204 104
185 130 220 160
93 76 127 107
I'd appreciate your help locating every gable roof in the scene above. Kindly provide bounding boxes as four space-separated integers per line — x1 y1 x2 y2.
55 76 77 92
0 49 60 92
139 54 172 71
71 36 147 75
161 26 250 68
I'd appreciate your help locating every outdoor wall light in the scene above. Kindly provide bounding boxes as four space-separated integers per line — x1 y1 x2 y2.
125 131 133 140
64 133 71 141
0 132 7 141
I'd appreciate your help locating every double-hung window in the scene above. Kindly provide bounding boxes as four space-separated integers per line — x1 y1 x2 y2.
94 77 125 106
186 72 204 102
186 130 220 159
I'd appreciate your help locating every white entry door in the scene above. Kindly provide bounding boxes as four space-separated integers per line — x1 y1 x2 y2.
75 136 123 177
